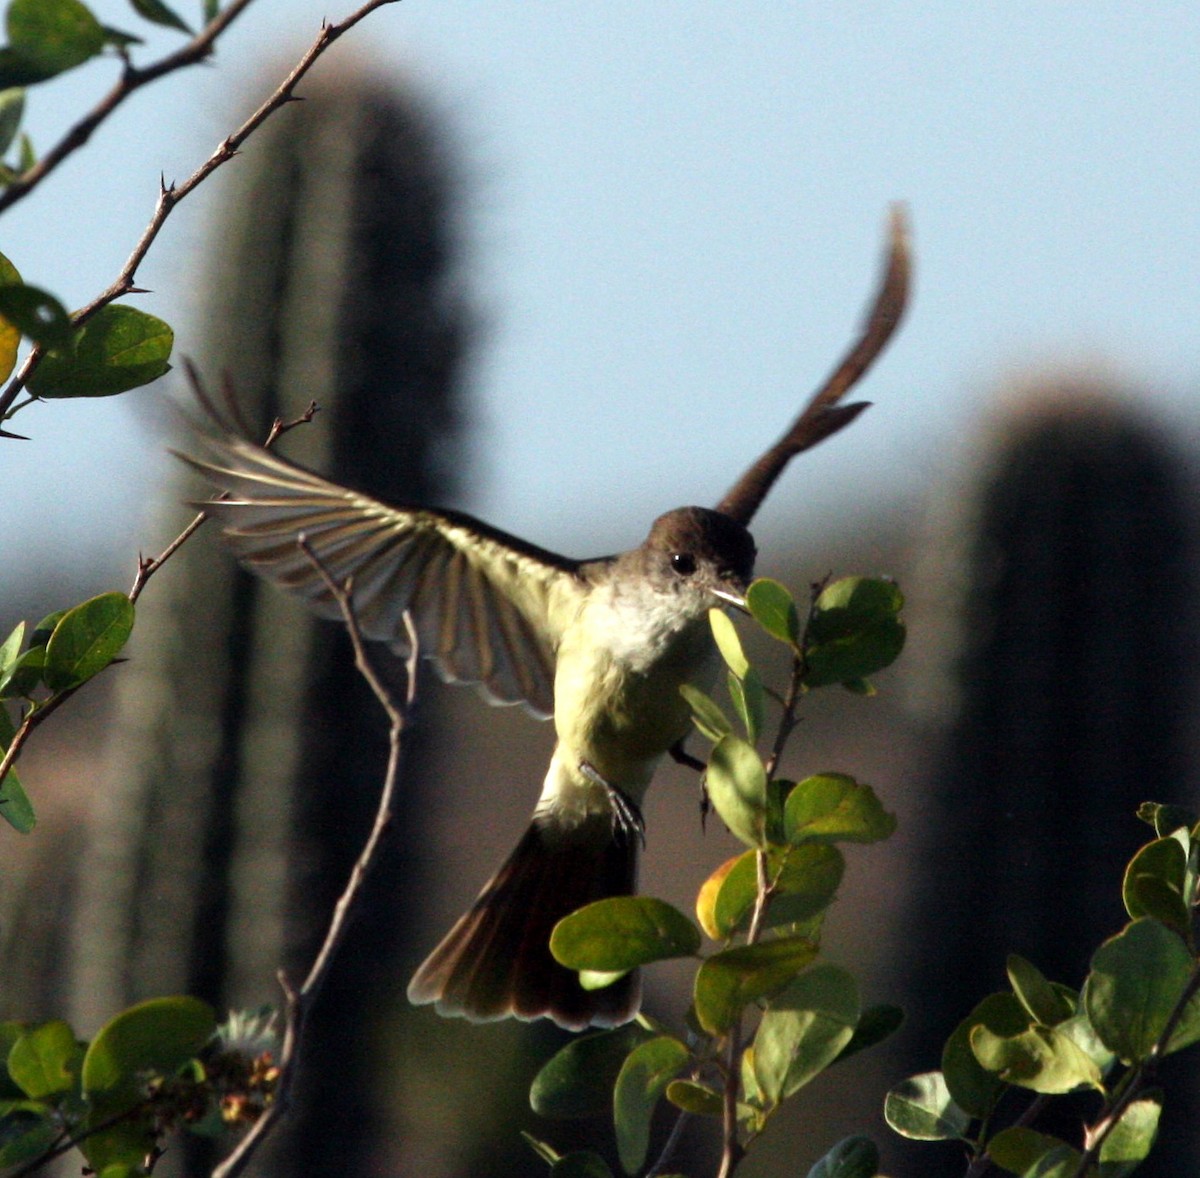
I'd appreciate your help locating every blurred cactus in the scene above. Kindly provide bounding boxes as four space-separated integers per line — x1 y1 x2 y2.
899 381 1200 1174
63 65 517 1176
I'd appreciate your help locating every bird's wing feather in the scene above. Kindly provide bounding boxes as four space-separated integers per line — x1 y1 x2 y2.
179 433 583 718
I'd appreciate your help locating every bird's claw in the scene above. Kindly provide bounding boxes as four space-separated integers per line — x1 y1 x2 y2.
580 761 646 848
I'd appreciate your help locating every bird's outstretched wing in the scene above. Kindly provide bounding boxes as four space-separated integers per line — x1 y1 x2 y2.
716 204 911 526
180 432 584 718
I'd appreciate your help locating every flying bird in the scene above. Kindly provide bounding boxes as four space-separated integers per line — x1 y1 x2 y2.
181 207 910 1030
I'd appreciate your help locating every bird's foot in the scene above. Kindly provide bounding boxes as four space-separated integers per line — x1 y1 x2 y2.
580 761 646 848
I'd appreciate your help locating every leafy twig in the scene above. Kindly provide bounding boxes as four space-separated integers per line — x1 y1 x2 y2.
0 0 401 422
209 544 418 1178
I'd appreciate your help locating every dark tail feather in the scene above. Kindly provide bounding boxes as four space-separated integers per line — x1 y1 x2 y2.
407 820 640 1031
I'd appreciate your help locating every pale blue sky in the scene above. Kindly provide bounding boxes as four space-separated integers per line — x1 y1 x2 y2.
3 2 1198 586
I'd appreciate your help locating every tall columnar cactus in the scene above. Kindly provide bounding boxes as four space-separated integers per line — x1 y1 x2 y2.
900 385 1199 1175
64 66 512 1175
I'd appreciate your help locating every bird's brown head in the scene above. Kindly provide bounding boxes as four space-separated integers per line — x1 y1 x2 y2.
638 506 757 606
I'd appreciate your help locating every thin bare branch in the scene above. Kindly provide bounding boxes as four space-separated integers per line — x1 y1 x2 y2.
716 204 911 526
210 544 417 1178
0 0 401 423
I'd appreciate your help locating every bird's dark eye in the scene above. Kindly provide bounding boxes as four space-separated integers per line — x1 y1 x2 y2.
670 552 697 577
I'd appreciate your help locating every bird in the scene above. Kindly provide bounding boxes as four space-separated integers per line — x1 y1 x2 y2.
180 207 909 1031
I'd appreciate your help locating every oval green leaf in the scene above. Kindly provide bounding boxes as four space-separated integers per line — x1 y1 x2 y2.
986 1127 1075 1175
709 608 749 678
1122 837 1189 935
804 577 905 688
613 1035 689 1174
710 845 843 940
1 0 105 86
679 683 731 743
784 774 896 846
551 897 700 973
530 1024 653 1119
753 963 859 1104
0 284 72 348
693 935 818 1034
0 704 35 833
1007 954 1074 1027
1085 917 1200 1061
883 1071 971 1142
665 1078 723 1118
8 1020 81 1099
43 592 134 692
81 995 215 1111
746 578 800 645
941 991 1029 1118
1099 1092 1161 1171
727 667 765 743
706 733 767 849
969 1023 1101 1094
29 305 173 398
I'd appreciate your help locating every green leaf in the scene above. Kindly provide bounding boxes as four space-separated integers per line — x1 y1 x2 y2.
1021 1144 1087 1177
8 1020 81 1099
746 578 800 645
29 305 173 398
0 283 72 348
664 1078 723 1118
82 996 214 1107
42 592 134 692
1099 1092 1161 1175
0 0 105 86
1085 918 1200 1061
752 963 859 1104
1122 837 1189 936
0 249 19 382
783 773 896 846
530 1024 654 1119
550 1152 615 1178
969 1023 1101 1095
613 1035 689 1174
987 1127 1075 1176
804 576 905 688
0 1024 27 1098
805 1135 880 1178
1007 955 1074 1027
0 90 21 157
679 683 731 742
709 608 749 678
0 705 34 833
706 734 768 848
80 997 215 1170
942 992 1030 1118
693 935 818 1034
883 1071 971 1142
29 611 65 648
0 1103 59 1167
709 845 843 939
551 897 700 973
831 1003 904 1066
0 646 43 698
128 0 191 32
1137 801 1196 838
0 621 23 675
727 667 764 743
202 0 218 22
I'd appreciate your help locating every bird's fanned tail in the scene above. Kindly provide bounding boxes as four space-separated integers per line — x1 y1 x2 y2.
407 819 640 1031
